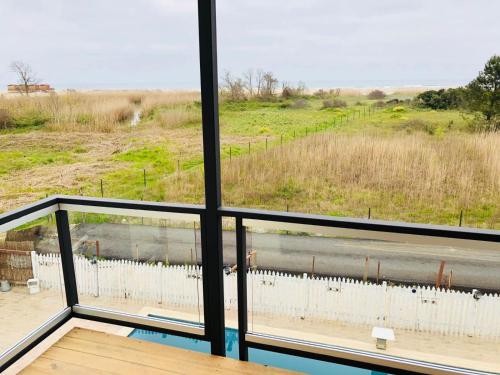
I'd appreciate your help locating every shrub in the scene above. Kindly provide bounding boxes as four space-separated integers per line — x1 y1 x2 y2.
281 82 306 99
466 114 500 133
367 90 386 100
373 100 386 108
392 106 406 113
12 111 50 128
281 87 295 100
313 89 328 98
398 118 438 135
76 113 93 124
414 88 464 110
322 99 347 109
289 99 309 109
0 109 13 129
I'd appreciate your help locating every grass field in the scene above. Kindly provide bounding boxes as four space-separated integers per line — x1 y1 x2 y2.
0 89 498 229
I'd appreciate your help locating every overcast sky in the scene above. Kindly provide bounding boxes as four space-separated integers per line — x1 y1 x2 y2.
0 0 498 89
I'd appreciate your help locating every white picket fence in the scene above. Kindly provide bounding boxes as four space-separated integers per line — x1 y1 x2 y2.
31 252 500 339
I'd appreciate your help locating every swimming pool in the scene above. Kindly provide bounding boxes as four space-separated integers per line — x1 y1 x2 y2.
129 318 388 375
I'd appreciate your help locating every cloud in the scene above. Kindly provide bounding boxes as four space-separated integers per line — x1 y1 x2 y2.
0 0 498 88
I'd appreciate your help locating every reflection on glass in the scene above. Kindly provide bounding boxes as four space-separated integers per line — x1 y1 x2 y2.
0 214 65 355
241 221 500 373
69 212 204 325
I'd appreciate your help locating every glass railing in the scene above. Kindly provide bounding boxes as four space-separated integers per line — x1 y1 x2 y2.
68 210 204 326
0 214 66 356
225 208 500 375
1 196 498 374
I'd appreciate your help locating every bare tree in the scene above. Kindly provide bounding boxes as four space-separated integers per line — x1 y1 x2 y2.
243 69 255 97
256 69 264 97
330 88 341 98
10 61 39 95
222 71 246 101
261 71 279 97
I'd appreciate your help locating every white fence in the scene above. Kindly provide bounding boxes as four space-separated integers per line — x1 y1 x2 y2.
31 252 500 339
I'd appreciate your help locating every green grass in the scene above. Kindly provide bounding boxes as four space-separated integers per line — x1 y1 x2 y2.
0 92 496 228
114 146 175 172
88 96 481 216
0 149 76 175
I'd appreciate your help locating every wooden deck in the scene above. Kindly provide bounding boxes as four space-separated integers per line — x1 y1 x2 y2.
19 328 298 374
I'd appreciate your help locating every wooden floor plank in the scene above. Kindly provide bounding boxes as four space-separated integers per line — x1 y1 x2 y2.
50 337 224 375
20 356 115 375
20 328 300 375
41 347 177 375
64 328 295 374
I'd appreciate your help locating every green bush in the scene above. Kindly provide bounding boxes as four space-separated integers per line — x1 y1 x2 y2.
392 106 406 113
76 113 93 124
414 88 463 110
12 111 50 128
466 114 500 133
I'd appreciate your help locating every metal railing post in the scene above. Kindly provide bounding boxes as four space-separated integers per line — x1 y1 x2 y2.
236 218 249 361
55 210 79 307
197 0 225 355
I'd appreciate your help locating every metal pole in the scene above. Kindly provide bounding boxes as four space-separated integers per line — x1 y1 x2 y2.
197 0 225 356
55 210 78 307
236 218 249 361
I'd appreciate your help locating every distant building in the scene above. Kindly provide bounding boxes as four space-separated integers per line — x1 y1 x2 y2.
7 84 54 93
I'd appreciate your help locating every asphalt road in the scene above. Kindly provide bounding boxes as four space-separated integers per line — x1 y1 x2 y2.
41 223 500 291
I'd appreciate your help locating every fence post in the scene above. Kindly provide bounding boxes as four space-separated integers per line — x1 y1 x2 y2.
55 210 79 307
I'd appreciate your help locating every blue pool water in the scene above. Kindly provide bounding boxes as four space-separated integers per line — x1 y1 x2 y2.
129 318 388 375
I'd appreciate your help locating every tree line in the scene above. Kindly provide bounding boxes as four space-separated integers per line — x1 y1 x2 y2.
221 69 307 101
415 55 499 131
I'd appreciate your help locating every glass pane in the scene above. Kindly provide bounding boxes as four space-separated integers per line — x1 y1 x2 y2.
0 0 203 210
68 211 204 325
0 215 66 355
213 0 500 229
244 220 500 373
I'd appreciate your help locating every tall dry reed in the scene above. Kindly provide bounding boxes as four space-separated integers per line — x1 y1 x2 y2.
161 132 500 226
0 90 200 133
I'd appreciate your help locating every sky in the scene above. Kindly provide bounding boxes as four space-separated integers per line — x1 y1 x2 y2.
0 0 499 90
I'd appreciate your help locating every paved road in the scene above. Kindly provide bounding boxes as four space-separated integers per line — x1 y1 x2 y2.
41 223 500 290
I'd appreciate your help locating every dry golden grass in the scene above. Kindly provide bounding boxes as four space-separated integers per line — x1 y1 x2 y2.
155 107 202 129
0 90 199 133
160 132 500 227
141 91 200 118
